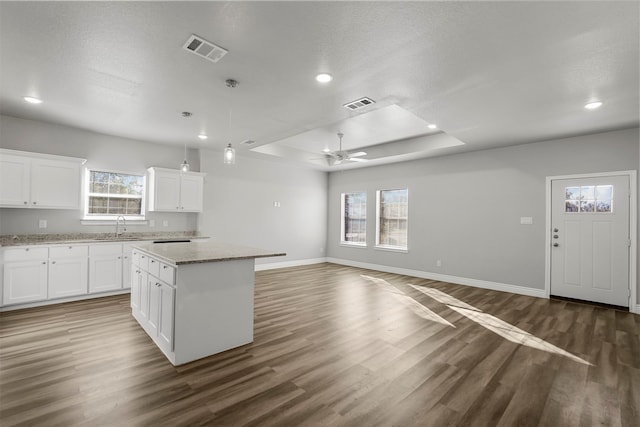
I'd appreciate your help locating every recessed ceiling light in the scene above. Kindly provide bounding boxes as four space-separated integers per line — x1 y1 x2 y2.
198 134 208 140
315 73 333 83
428 124 437 129
23 96 43 104
322 147 331 153
584 101 603 110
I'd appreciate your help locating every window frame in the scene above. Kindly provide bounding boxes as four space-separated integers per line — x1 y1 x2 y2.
82 168 147 221
375 188 409 252
340 191 367 247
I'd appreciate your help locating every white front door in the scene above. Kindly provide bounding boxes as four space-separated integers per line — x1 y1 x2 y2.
551 175 630 306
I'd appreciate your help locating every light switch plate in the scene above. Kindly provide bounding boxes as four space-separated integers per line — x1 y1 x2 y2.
39 219 47 228
520 216 533 225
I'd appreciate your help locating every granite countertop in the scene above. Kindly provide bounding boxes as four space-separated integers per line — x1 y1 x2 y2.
0 232 206 247
132 240 286 265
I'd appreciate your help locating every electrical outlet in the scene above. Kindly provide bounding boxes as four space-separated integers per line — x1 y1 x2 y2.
149 219 155 227
436 259 442 267
163 220 169 227
320 247 324 253
38 219 47 229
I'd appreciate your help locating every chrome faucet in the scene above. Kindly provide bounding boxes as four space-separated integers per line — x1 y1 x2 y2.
115 215 127 237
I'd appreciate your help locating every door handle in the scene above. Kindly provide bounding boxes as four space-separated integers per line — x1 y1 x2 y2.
553 235 559 239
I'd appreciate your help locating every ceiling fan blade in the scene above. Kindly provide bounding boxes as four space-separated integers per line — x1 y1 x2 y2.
348 157 368 162
349 151 367 157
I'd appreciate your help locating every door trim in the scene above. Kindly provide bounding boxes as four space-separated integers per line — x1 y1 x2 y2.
545 170 637 313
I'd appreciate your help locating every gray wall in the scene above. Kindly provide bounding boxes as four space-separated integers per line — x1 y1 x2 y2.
328 128 639 301
0 115 199 234
198 150 328 265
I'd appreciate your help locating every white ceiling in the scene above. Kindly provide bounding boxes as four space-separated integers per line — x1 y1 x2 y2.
0 1 638 171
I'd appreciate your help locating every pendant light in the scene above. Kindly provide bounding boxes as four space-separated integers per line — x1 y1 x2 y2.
180 143 190 172
224 79 237 165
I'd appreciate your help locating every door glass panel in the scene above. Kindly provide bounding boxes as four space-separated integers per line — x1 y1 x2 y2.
566 187 580 200
565 185 613 214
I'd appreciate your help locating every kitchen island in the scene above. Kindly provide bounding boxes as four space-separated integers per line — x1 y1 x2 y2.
130 240 285 366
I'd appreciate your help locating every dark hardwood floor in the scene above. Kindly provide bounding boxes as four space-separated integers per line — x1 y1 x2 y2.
1 263 639 426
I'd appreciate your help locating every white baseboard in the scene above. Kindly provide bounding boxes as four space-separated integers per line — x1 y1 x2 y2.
326 257 548 299
635 304 640 315
255 257 328 271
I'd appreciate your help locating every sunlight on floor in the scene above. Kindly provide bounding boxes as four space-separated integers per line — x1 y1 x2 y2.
361 275 455 327
409 284 592 366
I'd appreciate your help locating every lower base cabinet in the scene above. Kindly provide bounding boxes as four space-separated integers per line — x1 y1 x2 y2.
3 259 48 305
48 245 88 298
132 249 175 355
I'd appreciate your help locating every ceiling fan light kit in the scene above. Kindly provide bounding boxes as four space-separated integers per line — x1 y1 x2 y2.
324 132 368 166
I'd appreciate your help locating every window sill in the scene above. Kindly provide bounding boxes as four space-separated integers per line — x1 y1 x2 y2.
340 242 368 249
374 245 408 253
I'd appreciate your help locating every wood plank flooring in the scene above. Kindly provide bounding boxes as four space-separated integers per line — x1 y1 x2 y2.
1 263 639 426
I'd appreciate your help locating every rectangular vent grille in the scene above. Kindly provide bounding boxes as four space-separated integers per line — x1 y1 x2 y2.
182 34 228 63
242 139 256 145
343 97 376 110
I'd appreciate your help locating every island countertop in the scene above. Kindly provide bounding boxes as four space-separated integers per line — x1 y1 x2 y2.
132 240 286 265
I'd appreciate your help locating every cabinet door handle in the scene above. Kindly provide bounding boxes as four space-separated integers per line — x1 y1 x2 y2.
42 261 47 265
163 265 167 269
124 256 128 259
33 201 36 205
25 248 30 251
117 256 121 259
151 260 155 263
52 261 56 264
23 201 27 205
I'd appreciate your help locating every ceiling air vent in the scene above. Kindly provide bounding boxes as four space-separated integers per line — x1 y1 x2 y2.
343 97 376 111
242 139 256 145
182 34 228 63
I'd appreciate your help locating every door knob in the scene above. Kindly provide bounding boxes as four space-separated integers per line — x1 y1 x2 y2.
553 243 559 247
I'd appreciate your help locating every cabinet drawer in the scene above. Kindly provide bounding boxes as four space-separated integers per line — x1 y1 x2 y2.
159 262 175 285
89 243 122 257
50 245 88 258
3 247 48 262
148 257 160 278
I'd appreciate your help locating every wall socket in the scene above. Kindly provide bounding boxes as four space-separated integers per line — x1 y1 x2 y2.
163 220 169 227
39 219 47 229
436 259 442 267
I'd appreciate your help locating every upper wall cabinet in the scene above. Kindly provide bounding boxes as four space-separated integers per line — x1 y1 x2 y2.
0 149 86 209
147 167 205 213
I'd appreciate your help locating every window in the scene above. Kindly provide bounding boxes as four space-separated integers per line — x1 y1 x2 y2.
376 188 408 250
84 170 145 219
341 192 367 246
565 185 613 213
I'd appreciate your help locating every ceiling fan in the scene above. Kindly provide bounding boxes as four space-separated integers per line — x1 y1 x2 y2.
324 132 367 165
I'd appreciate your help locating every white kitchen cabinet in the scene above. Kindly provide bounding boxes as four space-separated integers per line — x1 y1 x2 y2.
0 149 86 209
122 244 133 289
130 263 143 312
147 167 205 212
48 245 88 298
131 251 176 355
2 247 49 305
0 153 30 207
89 244 124 293
156 281 175 354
